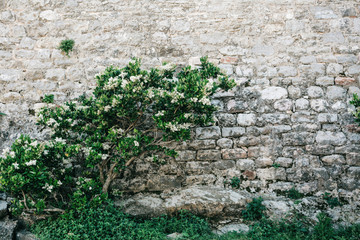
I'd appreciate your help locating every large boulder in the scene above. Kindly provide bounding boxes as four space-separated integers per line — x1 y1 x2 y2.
0 217 17 240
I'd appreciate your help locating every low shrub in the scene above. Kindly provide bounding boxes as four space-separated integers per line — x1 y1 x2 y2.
241 197 267 221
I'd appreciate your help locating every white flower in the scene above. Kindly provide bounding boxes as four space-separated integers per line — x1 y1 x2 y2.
2 147 10 155
119 71 127 79
155 111 165 117
55 137 66 144
12 162 19 169
159 63 175 71
134 141 139 147
104 106 111 112
30 141 38 147
102 143 111 150
57 180 62 186
101 154 109 160
25 160 37 166
130 75 142 82
9 151 15 158
42 183 54 193
199 97 211 105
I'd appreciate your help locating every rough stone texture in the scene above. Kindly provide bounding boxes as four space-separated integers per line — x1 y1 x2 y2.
0 202 6 220
0 217 17 240
0 0 359 213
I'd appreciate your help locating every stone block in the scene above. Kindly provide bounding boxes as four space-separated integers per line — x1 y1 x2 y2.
310 99 328 112
283 132 314 146
316 76 334 86
217 138 233 148
216 113 236 126
226 100 247 113
255 158 273 167
278 66 297 77
335 77 356 86
236 159 255 170
317 113 337 123
347 167 360 179
251 44 274 56
237 114 256 126
274 99 292 111
323 32 345 43
315 131 347 145
196 126 221 139
211 160 235 170
275 157 293 168
222 148 247 160
321 155 345 165
346 153 360 166
262 114 290 124
307 86 323 98
326 86 346 100
260 87 288 100
348 65 360 75
222 127 245 137
188 140 217 150
175 151 196 161
311 6 338 19
327 63 343 76
295 98 309 110
197 150 222 161
256 168 276 180
146 176 182 191
185 162 212 174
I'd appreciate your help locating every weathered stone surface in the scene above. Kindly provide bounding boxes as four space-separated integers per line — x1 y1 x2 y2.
283 132 314 146
274 99 292 111
256 168 276 180
335 77 356 86
216 113 236 126
316 131 347 146
260 87 288 100
197 150 222 161
0 218 17 240
326 86 346 100
216 224 249 235
346 153 360 166
226 100 247 113
237 114 256 126
217 138 233 148
321 155 345 165
222 149 247 160
116 195 165 217
317 113 337 123
236 159 255 170
196 127 221 140
0 202 6 220
16 230 38 240
275 157 293 168
188 140 216 150
164 186 250 217
255 158 273 167
316 76 334 86
222 127 245 137
175 151 196 161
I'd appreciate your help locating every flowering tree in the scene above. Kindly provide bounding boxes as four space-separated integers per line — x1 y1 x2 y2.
0 57 235 213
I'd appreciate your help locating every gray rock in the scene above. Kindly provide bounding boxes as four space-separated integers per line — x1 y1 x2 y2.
196 126 221 139
310 99 328 112
274 99 292 111
316 76 334 86
0 217 17 240
307 86 324 98
316 131 347 145
16 230 38 240
167 232 183 239
295 98 309 110
311 6 338 19
117 195 165 217
326 86 346 100
222 127 246 137
237 114 256 126
278 66 297 77
216 223 249 235
164 186 250 217
323 32 345 43
0 201 7 220
260 87 288 100
217 138 233 148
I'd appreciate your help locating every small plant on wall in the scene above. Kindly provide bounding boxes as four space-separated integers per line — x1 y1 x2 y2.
58 39 75 57
350 93 360 125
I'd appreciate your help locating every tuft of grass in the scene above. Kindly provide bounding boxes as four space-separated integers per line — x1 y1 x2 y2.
286 187 304 200
58 39 75 57
242 197 267 221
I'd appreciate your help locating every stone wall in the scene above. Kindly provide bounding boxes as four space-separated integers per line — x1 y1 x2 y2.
1 0 360 200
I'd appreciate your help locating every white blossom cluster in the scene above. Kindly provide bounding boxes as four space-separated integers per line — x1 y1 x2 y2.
104 77 120 90
42 183 54 193
158 63 175 72
190 96 211 105
25 160 37 166
47 118 59 128
165 122 192 132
